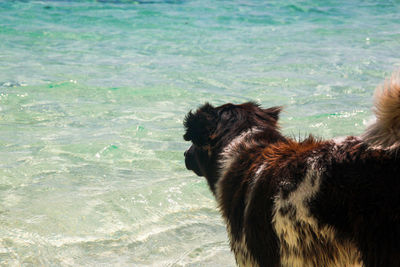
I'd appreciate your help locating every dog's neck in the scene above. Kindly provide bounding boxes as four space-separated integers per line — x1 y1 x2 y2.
205 126 285 196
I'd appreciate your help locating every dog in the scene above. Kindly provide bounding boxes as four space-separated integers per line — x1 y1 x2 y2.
183 73 400 267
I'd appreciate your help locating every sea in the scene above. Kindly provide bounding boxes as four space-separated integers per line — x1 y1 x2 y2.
0 0 399 266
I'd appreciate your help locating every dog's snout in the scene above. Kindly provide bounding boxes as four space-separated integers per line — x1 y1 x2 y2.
183 145 204 176
185 145 194 157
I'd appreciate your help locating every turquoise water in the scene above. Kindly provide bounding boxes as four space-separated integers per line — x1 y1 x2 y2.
0 0 399 265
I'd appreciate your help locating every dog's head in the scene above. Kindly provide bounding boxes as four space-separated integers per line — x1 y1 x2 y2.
183 102 282 193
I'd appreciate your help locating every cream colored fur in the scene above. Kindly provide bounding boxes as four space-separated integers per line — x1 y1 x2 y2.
272 159 362 267
362 71 400 149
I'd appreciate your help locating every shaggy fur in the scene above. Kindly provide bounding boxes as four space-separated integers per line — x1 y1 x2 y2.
362 73 400 149
183 73 400 267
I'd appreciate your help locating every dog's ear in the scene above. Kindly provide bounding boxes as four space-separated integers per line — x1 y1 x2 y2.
263 106 282 122
183 103 218 146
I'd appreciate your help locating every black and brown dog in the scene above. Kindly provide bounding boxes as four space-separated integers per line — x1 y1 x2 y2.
183 74 400 267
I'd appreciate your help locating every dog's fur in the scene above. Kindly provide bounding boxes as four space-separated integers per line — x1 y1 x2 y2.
183 73 400 267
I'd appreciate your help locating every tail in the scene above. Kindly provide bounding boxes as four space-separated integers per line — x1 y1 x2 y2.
362 71 400 149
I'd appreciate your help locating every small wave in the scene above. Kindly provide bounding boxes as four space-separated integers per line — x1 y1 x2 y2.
0 81 27 88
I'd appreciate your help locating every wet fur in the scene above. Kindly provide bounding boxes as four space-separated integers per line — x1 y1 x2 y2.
183 74 400 267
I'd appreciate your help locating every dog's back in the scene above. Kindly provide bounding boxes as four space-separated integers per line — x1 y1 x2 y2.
319 137 400 267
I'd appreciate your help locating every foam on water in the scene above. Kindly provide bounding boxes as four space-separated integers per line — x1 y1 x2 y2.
0 0 399 265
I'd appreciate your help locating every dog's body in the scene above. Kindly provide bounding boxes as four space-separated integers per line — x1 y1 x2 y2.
183 74 400 267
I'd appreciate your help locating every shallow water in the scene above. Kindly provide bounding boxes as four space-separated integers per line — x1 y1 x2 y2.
0 0 399 266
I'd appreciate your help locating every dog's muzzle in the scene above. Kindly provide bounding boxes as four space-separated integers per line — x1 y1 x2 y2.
184 145 203 176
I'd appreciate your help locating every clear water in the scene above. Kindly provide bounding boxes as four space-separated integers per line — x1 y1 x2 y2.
0 0 399 265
